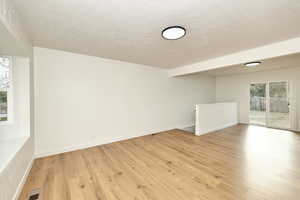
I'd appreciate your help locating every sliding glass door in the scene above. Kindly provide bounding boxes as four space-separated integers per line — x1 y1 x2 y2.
268 82 290 129
250 83 267 126
249 81 290 129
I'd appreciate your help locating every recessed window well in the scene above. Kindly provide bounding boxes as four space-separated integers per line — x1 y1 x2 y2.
162 26 186 40
244 61 262 67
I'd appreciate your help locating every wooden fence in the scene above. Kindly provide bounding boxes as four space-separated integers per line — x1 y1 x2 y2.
250 97 289 113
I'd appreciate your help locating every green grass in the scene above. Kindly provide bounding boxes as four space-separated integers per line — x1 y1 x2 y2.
0 117 7 121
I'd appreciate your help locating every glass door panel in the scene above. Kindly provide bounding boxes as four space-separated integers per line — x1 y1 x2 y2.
268 82 290 129
249 83 267 126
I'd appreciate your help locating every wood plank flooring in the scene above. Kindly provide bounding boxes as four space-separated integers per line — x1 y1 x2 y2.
19 125 300 200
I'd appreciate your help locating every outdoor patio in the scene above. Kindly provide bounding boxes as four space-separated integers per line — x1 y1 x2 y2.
249 110 290 129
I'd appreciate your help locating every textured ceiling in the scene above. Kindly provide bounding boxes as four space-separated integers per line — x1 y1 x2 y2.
13 0 300 68
202 53 300 77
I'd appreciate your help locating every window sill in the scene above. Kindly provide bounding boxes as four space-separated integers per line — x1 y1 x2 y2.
0 121 14 126
0 136 29 173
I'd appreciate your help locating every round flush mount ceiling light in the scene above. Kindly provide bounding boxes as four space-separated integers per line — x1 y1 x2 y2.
162 26 186 40
244 61 262 67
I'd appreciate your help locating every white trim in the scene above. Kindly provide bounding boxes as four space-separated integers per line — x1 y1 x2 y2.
168 36 300 76
35 133 157 158
179 124 195 133
196 122 238 136
35 125 191 158
12 158 34 200
176 123 195 130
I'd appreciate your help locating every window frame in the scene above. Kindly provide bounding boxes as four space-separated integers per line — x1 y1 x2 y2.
0 56 13 125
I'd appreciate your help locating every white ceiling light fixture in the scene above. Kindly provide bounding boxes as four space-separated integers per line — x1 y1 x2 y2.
162 26 186 40
244 61 262 67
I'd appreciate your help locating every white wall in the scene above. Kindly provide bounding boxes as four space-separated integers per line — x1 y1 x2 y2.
195 103 237 135
216 67 300 131
34 47 216 157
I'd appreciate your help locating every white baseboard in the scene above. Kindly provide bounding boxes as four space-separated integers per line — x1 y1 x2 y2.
13 159 34 200
35 135 150 158
196 122 238 136
179 124 195 133
177 123 195 130
35 125 190 158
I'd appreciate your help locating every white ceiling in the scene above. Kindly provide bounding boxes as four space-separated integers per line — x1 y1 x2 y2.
202 53 300 77
13 0 300 68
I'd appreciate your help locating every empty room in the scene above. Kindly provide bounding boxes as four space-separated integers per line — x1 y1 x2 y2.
1 0 300 200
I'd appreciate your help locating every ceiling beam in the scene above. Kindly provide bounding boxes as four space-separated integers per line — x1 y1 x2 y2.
168 37 300 77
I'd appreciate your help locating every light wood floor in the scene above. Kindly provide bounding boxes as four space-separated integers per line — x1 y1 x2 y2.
19 125 300 200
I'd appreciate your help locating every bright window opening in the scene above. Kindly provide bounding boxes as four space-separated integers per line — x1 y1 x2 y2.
0 56 11 122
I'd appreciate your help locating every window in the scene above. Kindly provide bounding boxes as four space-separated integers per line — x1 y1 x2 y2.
0 56 11 122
